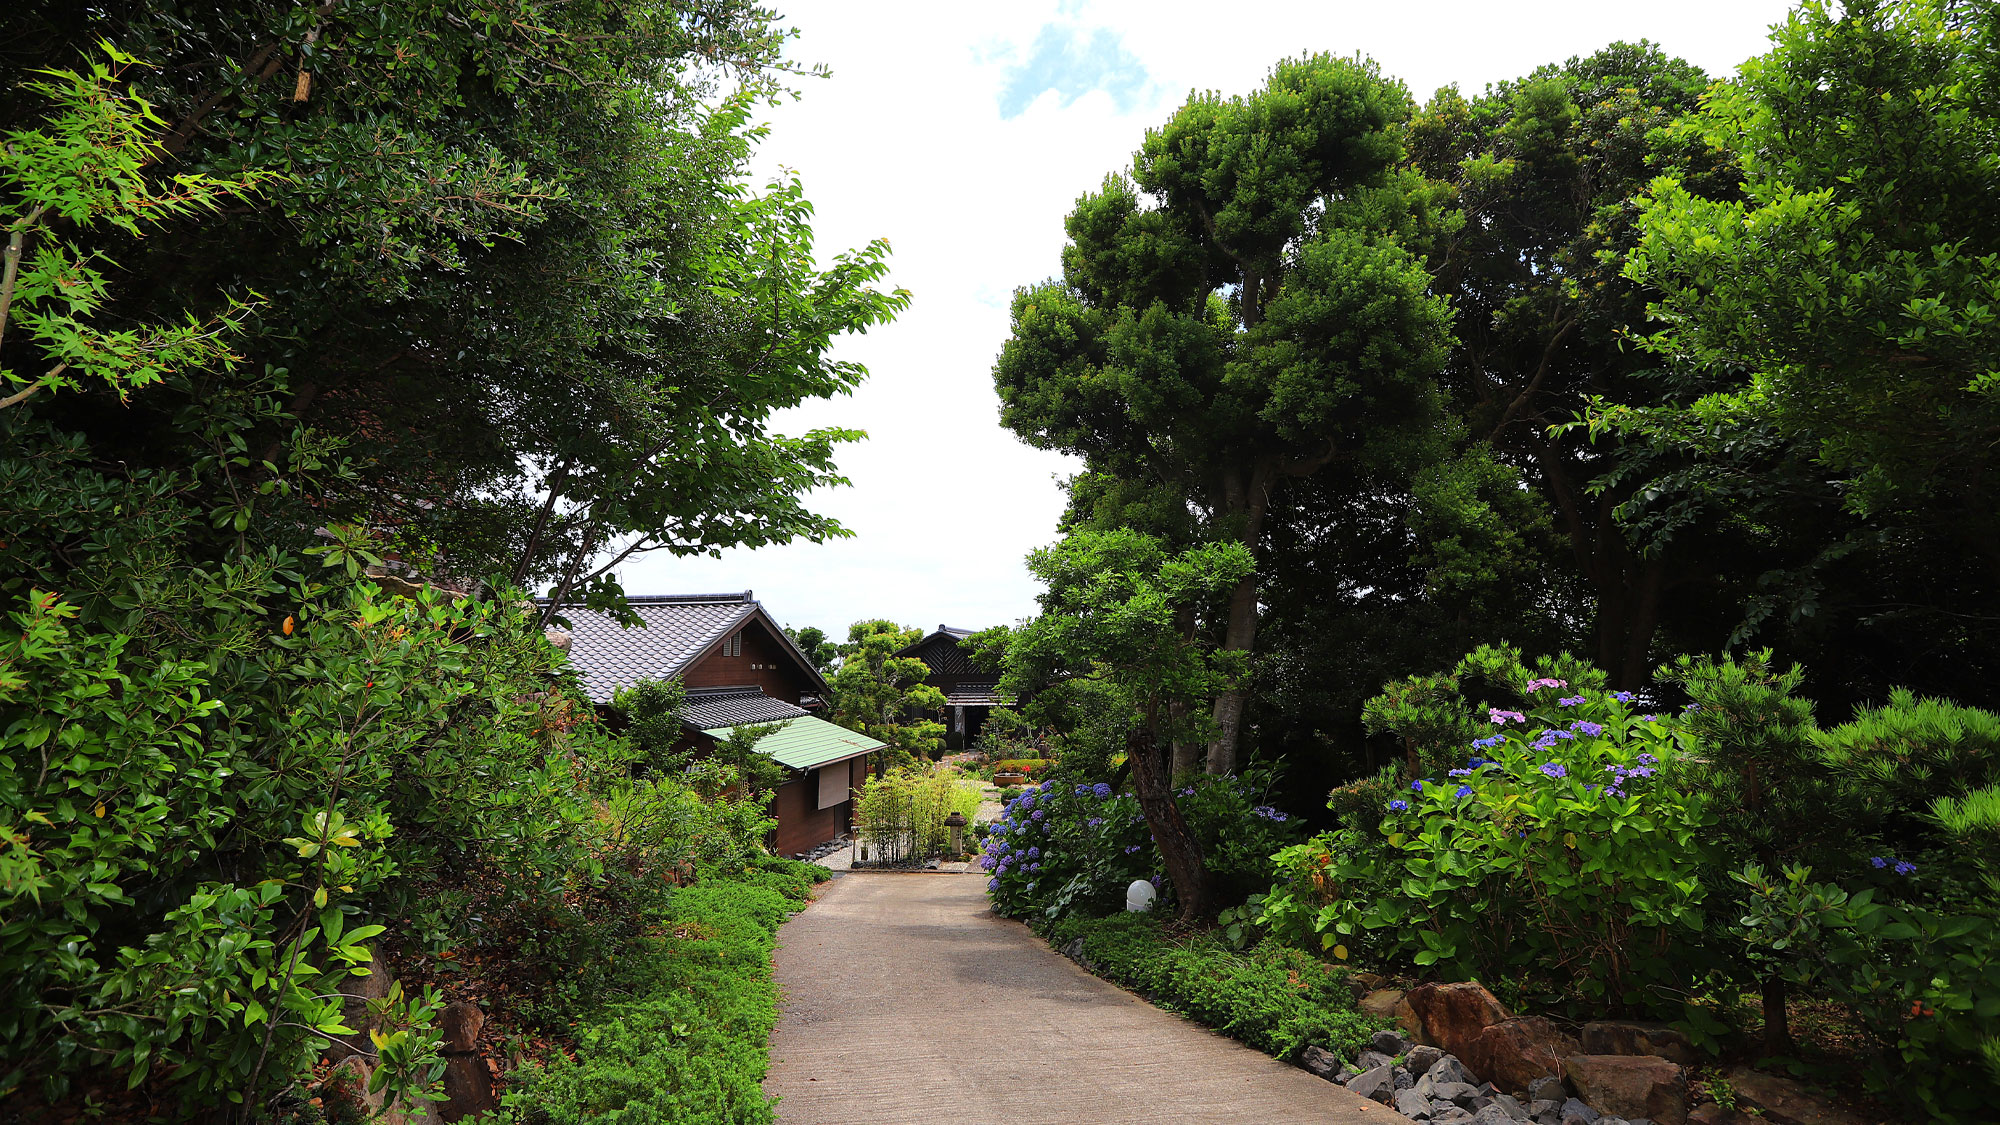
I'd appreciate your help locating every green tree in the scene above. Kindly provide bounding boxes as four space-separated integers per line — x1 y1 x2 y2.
612 676 690 772
828 621 946 763
994 53 1455 774
998 529 1254 921
784 625 841 675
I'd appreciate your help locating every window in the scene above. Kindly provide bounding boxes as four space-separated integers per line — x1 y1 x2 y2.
725 633 741 658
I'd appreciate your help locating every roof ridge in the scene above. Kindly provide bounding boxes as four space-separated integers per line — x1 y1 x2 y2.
533 591 753 605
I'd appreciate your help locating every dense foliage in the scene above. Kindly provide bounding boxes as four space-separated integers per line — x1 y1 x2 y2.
1045 913 1379 1063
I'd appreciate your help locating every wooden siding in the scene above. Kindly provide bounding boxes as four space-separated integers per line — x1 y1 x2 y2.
772 771 850 856
682 618 819 702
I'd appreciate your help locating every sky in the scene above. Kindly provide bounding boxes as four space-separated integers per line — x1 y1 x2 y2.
618 0 1801 639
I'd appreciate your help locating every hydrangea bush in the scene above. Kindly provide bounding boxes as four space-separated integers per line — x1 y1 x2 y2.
1264 663 1714 1008
985 771 1301 920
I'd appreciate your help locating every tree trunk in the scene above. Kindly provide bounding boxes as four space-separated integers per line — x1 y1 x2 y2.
1761 974 1792 1055
1128 727 1208 921
1207 461 1274 775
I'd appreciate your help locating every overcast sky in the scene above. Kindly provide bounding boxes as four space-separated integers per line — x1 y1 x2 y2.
618 0 1800 639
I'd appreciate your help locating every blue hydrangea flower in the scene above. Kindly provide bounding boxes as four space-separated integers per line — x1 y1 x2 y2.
1031 809 1044 821
1027 846 1041 859
1252 805 1289 822
1075 785 1090 796
1612 691 1635 703
1558 696 1586 707
1539 762 1567 780
1871 856 1888 869
1411 780 1425 793
988 878 999 891
1570 720 1603 736
1895 860 1917 876
1455 785 1474 798
1086 817 1104 829
1093 782 1112 799
1388 799 1409 812
996 863 1009 875
1124 844 1142 855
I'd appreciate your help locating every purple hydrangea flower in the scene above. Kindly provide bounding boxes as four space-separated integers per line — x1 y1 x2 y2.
1539 762 1567 780
1895 860 1917 876
1031 809 1044 821
1526 677 1568 692
1086 817 1104 829
996 863 1009 875
1489 709 1527 725
1253 805 1289 822
1150 874 1163 889
1027 846 1040 859
1449 768 1472 777
988 878 999 891
1570 720 1603 736
1076 785 1091 796
1612 691 1636 703
1871 856 1888 869
1093 782 1113 799
1124 844 1142 855
1388 799 1409 812
1472 735 1505 750
1558 696 1586 707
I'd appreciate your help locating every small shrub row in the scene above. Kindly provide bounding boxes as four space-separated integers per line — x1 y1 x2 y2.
496 859 828 1125
1045 913 1379 1062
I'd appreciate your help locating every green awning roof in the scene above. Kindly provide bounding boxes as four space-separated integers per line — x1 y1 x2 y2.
703 715 884 771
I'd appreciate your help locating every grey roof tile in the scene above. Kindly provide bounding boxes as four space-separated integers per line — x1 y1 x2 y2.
550 593 758 704
680 688 811 730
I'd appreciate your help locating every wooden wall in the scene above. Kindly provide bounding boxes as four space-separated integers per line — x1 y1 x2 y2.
771 770 851 857
682 618 819 703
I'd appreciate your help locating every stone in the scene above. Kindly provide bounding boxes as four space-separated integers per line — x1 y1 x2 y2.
1472 1107 1523 1125
1406 982 1514 1057
326 948 395 1064
1374 1028 1417 1056
1529 1100 1561 1120
1528 1076 1570 1103
1397 1089 1436 1120
1464 1017 1581 1094
1408 1045 1447 1077
1718 1069 1870 1125
1397 1067 1416 1090
1347 1063 1400 1105
439 1001 485 1054
1363 987 1428 1041
1686 1107 1757 1125
1580 1021 1699 1066
1337 1064 1362 1083
1358 1048 1398 1070
1425 1081 1480 1106
543 627 572 654
1433 1111 1476 1125
439 1053 497 1122
1427 1056 1477 1087
1561 1098 1602 1125
1490 1094 1532 1122
1300 1045 1343 1080
1564 1056 1688 1125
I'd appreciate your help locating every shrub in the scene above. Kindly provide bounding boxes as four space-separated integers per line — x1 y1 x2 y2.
1264 647 1713 1010
984 771 1301 919
496 866 821 1125
1047 913 1379 1061
852 765 980 862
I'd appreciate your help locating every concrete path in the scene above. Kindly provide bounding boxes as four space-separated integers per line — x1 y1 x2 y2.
765 873 1392 1125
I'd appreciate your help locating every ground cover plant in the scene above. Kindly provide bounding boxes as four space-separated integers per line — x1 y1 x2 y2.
491 858 829 1125
1045 913 1379 1064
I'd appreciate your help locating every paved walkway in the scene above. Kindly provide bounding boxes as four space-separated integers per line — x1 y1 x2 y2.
765 873 1391 1125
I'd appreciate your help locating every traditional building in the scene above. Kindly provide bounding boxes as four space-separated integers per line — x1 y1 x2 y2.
549 591 881 856
896 624 1002 750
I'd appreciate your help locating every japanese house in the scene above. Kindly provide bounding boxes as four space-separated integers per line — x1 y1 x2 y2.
548 591 881 856
896 624 1002 751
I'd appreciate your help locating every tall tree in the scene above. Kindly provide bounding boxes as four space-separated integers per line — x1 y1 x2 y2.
1406 41 1740 686
828 620 947 763
998 529 1253 920
995 53 1454 773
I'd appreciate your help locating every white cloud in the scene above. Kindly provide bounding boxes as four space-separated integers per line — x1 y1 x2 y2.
617 0 1800 638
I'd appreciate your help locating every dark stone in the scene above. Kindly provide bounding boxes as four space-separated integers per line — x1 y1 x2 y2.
1718 1069 1870 1125
1529 1100 1562 1120
1347 1063 1400 1105
1564 1055 1688 1125
439 1002 484 1054
1490 1094 1532 1122
1397 1067 1416 1090
1397 1089 1435 1120
1528 1076 1570 1103
1408 1045 1447 1077
1426 1081 1479 1105
438 1053 497 1122
1580 1021 1699 1066
1374 1028 1416 1056
1300 1044 1343 1080
1358 1048 1397 1070
1561 1097 1602 1125
1472 1107 1523 1125
1427 1056 1477 1087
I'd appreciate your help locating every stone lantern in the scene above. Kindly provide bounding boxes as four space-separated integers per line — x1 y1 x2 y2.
944 811 968 857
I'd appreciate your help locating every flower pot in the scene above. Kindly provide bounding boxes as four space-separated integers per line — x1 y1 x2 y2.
993 771 1028 787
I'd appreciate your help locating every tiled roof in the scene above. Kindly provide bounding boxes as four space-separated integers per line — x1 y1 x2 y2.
898 626 988 677
547 592 760 703
680 688 810 730
944 682 1003 707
